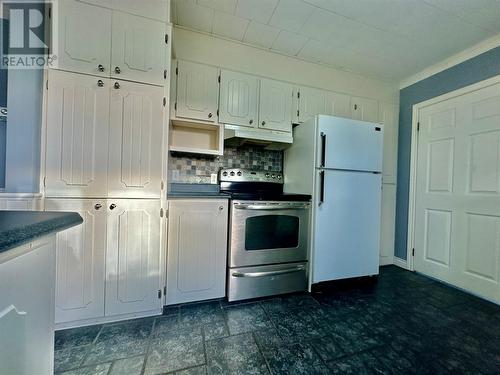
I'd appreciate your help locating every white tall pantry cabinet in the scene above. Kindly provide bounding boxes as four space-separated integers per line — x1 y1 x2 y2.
44 0 171 327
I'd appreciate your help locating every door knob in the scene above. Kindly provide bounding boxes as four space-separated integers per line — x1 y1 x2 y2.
114 82 120 89
261 121 266 126
97 80 104 87
208 112 213 118
94 203 102 210
98 64 105 72
109 203 117 210
114 66 121 74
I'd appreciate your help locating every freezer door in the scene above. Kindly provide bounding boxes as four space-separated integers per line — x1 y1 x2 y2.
313 169 381 283
316 115 383 172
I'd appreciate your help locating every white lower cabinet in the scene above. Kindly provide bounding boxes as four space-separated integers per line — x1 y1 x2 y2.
47 198 162 326
166 199 228 305
379 184 396 266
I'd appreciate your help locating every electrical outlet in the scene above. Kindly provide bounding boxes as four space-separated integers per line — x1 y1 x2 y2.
210 173 218 184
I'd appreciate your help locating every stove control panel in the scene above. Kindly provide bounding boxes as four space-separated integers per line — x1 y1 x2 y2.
219 169 283 183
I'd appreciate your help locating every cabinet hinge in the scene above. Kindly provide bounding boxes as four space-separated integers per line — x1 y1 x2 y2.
412 248 415 257
297 110 299 117
48 6 51 19
43 177 46 187
174 102 177 110
217 109 219 116
163 97 166 107
160 181 164 190
218 75 221 83
297 92 300 99
175 67 178 75
164 69 167 79
158 289 162 299
160 208 164 218
163 286 166 296
165 34 169 44
46 80 48 90
417 122 420 131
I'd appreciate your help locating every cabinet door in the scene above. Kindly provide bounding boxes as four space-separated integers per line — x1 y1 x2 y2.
259 78 293 132
108 80 164 198
219 70 259 128
111 11 166 86
45 199 106 324
166 200 228 305
380 102 399 184
105 199 162 316
324 91 351 119
298 87 325 123
379 184 396 266
45 70 110 198
56 0 111 76
176 60 219 122
351 96 379 123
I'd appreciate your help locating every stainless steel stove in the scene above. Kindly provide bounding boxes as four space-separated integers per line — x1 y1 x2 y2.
219 168 311 302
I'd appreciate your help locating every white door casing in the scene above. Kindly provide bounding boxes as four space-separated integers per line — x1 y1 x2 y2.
414 80 500 303
45 70 110 198
105 199 162 316
111 11 166 86
175 60 219 122
46 199 106 324
258 78 293 132
219 69 259 128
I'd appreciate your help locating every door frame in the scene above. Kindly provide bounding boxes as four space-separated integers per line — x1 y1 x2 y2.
406 74 500 272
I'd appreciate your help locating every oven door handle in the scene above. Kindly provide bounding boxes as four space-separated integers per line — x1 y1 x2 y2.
231 265 306 278
234 204 309 210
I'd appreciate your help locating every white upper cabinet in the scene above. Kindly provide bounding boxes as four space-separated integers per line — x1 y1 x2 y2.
46 198 106 324
259 78 293 133
108 80 164 199
56 0 112 77
380 102 399 184
219 69 259 128
105 199 162 316
45 70 110 198
79 0 169 22
324 91 351 119
111 11 166 86
298 87 326 123
351 96 380 123
175 60 219 122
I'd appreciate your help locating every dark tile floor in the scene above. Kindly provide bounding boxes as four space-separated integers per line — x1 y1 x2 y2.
54 266 500 374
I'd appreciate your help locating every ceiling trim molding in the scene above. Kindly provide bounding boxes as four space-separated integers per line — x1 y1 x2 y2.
399 32 500 90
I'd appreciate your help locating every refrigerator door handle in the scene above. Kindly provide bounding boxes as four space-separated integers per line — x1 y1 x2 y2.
320 132 326 168
319 170 325 206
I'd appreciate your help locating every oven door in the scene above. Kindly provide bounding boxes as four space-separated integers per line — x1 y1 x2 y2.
229 201 310 267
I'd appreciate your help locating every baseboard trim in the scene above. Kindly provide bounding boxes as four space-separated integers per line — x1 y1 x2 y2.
393 257 409 270
55 309 162 330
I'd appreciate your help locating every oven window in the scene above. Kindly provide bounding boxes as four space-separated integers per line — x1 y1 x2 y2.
245 215 299 250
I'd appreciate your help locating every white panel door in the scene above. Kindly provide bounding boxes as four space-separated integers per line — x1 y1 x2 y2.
108 80 163 198
351 96 379 123
415 82 500 303
176 60 219 122
45 199 106 324
45 70 110 198
298 87 325 123
380 102 399 184
313 170 381 283
111 11 166 86
380 184 396 266
219 70 259 128
258 78 293 132
166 200 228 305
105 199 162 315
324 91 351 119
56 0 111 76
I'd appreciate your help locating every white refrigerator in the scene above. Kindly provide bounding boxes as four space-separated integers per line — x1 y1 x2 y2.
284 115 383 284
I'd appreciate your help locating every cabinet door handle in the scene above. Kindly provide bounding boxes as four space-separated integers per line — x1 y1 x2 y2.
249 119 253 125
114 82 120 89
98 64 105 72
218 205 224 211
114 66 121 74
208 112 213 118
97 80 104 87
94 203 102 210
261 121 266 126
109 203 117 210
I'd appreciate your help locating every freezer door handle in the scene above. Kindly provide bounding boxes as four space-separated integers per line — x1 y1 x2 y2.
231 265 306 278
319 170 325 206
320 132 326 168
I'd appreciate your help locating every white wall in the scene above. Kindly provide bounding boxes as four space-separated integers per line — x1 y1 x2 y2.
172 27 399 104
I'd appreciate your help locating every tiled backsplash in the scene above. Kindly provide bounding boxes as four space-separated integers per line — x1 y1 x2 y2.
168 146 283 184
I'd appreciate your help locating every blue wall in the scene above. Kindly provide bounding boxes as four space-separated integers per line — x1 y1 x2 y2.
395 46 500 260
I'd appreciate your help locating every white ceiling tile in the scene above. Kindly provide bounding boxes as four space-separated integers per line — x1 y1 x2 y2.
212 11 249 40
299 8 349 45
297 39 328 62
243 22 281 48
176 1 214 33
269 0 316 33
271 30 309 56
236 0 279 24
197 0 238 14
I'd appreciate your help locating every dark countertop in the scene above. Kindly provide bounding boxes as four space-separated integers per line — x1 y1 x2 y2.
167 192 230 199
0 211 83 253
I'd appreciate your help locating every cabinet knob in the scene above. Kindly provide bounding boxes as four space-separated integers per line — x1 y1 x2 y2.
114 66 121 74
261 121 266 126
208 112 213 118
218 205 224 211
249 119 253 125
97 80 104 87
94 203 102 210
109 203 117 210
114 82 120 89
98 64 105 72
